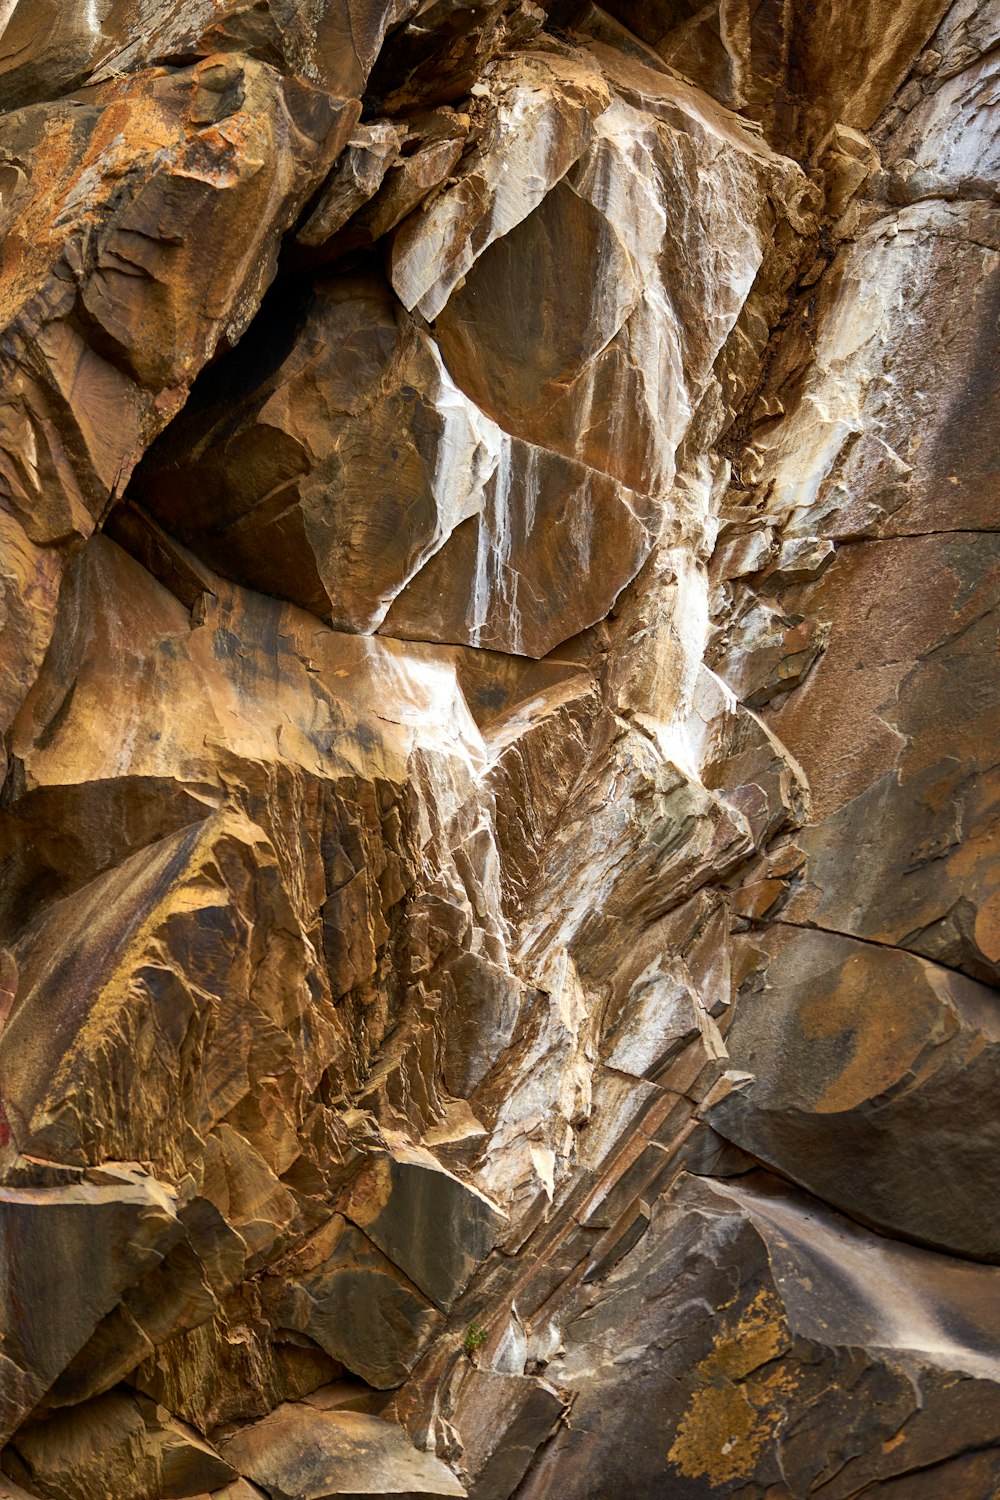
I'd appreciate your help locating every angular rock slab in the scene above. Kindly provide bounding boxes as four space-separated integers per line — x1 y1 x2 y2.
742 202 1000 546
0 51 352 753
3 535 486 830
517 1172 1000 1499
266 1214 443 1389
0 1170 181 1444
425 44 811 496
388 50 612 324
0 512 62 784
0 0 395 109
220 1404 466 1499
132 38 811 660
5 1389 235 1500
707 926 1000 1259
0 804 334 1171
342 1146 506 1311
769 529 1000 986
449 1369 563 1500
132 257 658 659
0 56 352 540
596 0 951 155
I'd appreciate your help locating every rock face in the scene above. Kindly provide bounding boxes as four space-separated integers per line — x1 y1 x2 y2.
0 0 996 1497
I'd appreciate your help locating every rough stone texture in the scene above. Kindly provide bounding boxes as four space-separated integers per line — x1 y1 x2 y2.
0 0 997 1496
4 1390 236 1500
0 1169 181 1443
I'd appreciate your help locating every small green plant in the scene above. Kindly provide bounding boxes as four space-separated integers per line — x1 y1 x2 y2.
463 1321 488 1356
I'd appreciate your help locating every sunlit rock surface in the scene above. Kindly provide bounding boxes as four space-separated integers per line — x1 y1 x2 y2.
0 0 997 1495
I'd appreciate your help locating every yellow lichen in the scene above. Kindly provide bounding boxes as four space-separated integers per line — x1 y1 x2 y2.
667 1289 799 1487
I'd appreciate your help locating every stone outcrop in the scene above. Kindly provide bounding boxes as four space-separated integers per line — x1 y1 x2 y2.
0 0 996 1495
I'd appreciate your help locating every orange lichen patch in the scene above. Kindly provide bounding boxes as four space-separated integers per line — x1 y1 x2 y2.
83 90 180 171
670 1381 766 1486
667 1289 798 1486
0 115 81 297
699 1289 787 1382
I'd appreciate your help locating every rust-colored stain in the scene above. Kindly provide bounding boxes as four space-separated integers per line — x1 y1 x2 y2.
799 947 944 1114
342 1152 393 1227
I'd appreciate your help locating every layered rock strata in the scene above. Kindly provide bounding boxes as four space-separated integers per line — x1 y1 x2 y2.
0 0 997 1496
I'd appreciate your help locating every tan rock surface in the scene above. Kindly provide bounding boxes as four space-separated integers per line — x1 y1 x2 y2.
0 0 997 1496
219 1405 466 1499
5 1390 236 1499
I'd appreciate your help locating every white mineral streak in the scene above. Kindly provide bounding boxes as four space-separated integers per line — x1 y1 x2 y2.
468 431 523 652
612 456 723 765
602 957 698 1077
568 100 683 498
883 47 1000 197
432 67 806 1199
369 335 503 629
749 204 969 540
355 634 487 774
717 1181 1000 1384
386 48 808 660
477 944 594 1215
390 56 610 321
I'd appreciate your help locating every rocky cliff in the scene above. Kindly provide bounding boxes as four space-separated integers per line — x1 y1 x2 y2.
0 0 997 1496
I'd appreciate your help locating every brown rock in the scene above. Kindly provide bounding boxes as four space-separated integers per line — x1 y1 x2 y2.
265 1214 443 1388
708 926 1000 1259
388 50 612 323
768 532 1000 983
450 1369 563 1500
0 0 397 109
0 1170 181 1445
594 0 951 155
0 1476 40 1499
0 49 353 763
341 1147 506 1311
0 57 352 536
132 265 658 657
427 45 810 494
132 1302 341 1433
219 1404 466 1499
5 1390 235 1500
517 1171 1000 1499
297 122 404 245
0 0 996 1493
132 37 811 660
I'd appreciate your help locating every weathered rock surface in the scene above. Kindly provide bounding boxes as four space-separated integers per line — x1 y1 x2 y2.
517 1172 1000 1498
220 1404 466 1499
707 927 1000 1258
132 40 811 657
0 1169 181 1443
4 1390 236 1500
0 0 997 1495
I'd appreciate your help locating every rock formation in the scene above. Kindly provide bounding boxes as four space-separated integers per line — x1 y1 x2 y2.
0 0 996 1495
